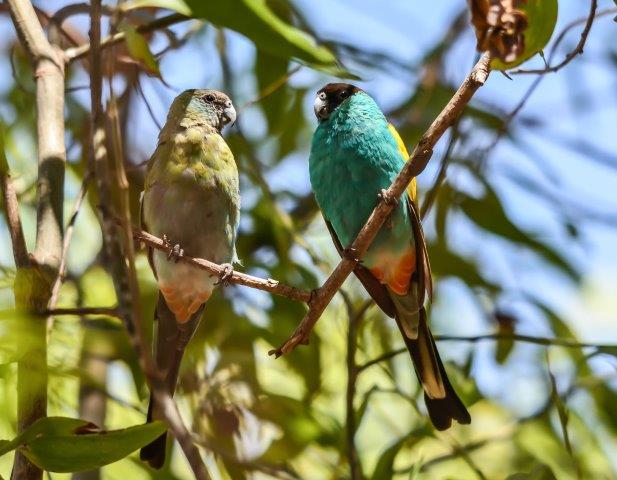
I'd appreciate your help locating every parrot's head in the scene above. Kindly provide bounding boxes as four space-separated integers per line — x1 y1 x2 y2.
169 89 236 131
313 83 363 122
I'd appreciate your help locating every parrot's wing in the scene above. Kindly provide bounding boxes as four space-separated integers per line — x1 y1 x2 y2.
387 123 416 201
406 196 433 303
140 139 173 281
387 122 433 302
324 220 396 318
139 195 157 280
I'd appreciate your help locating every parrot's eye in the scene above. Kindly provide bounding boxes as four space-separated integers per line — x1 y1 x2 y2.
340 91 348 99
205 94 215 102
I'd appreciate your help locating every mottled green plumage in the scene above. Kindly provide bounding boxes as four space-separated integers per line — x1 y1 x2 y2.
309 83 470 430
140 89 239 468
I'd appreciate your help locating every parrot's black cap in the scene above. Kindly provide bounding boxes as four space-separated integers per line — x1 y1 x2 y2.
314 83 363 121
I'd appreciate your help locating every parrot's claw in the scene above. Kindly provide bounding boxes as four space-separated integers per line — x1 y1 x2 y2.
343 247 360 264
215 263 234 286
378 189 398 206
163 235 184 263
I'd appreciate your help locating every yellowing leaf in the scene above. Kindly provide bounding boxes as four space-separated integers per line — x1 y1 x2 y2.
119 23 161 76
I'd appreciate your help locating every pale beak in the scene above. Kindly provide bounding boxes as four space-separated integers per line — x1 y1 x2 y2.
314 93 328 121
222 103 237 127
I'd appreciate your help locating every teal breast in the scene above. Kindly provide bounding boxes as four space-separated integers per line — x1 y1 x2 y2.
309 92 412 266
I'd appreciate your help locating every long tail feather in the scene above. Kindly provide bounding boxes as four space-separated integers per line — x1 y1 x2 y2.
140 294 204 469
394 308 471 430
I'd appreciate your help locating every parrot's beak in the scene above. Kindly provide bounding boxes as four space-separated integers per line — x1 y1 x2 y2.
222 103 237 128
314 93 328 121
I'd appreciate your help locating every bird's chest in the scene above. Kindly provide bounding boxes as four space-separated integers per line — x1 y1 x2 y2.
310 138 400 248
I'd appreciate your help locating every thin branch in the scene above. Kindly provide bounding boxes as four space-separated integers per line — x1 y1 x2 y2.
481 6 616 164
358 333 617 372
44 306 120 317
341 293 370 480
46 171 91 334
64 13 189 62
510 0 598 75
269 52 493 358
0 126 29 267
239 64 302 112
130 226 313 303
419 122 460 219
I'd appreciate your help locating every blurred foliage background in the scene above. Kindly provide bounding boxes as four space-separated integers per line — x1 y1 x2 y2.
1 0 617 478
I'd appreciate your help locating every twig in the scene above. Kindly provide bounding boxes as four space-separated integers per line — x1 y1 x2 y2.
357 333 617 372
46 172 91 333
341 294 370 480
546 354 581 480
481 6 616 164
44 306 120 317
64 13 188 62
269 52 493 358
6 1 67 478
130 226 312 303
0 125 29 267
239 64 302 112
510 0 598 75
135 77 162 130
419 122 460 219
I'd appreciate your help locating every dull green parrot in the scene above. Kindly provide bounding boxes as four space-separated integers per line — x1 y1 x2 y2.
309 83 470 430
139 89 239 468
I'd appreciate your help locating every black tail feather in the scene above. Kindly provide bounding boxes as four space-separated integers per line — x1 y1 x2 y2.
140 295 204 469
140 394 168 468
397 309 471 430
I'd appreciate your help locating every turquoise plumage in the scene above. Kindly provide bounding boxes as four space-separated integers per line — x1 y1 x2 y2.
310 90 412 264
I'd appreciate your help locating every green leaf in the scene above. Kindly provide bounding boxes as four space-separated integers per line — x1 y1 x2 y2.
119 22 161 76
507 464 558 480
371 427 429 480
493 0 559 70
457 181 578 280
123 0 192 16
0 417 166 472
131 0 342 72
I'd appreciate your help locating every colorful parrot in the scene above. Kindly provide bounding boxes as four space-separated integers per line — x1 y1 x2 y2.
139 89 240 468
309 83 470 430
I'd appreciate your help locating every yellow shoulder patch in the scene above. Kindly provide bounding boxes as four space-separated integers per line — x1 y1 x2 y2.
387 123 417 202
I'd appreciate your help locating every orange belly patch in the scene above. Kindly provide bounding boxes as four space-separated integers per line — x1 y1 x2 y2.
369 249 416 296
160 284 211 323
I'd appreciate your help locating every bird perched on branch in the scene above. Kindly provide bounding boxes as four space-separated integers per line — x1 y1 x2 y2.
309 83 470 430
139 89 239 468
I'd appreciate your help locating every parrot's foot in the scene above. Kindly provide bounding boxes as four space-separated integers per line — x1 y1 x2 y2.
378 188 398 206
163 235 184 263
343 247 360 264
215 263 234 286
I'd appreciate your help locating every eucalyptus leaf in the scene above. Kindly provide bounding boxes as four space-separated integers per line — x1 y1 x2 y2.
493 0 559 70
127 0 345 73
0 417 165 473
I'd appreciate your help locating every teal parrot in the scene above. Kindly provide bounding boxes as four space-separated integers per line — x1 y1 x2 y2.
139 89 240 468
309 83 470 430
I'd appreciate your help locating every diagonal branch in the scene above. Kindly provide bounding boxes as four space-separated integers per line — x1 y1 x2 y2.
269 52 493 358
